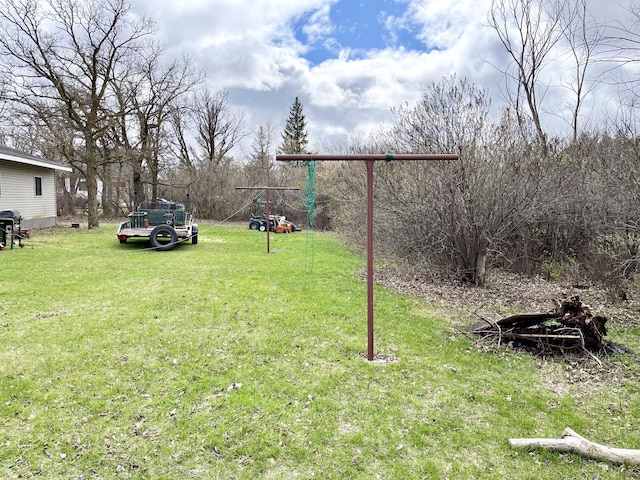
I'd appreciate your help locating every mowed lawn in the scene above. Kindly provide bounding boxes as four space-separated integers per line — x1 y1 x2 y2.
1 222 639 479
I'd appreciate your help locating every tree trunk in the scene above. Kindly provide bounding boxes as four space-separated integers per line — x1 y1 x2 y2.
151 149 159 202
57 173 74 216
101 165 114 217
132 157 145 208
474 250 487 287
86 159 100 229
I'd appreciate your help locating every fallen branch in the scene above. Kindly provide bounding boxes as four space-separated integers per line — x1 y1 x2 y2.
509 428 640 465
495 312 557 329
504 332 582 341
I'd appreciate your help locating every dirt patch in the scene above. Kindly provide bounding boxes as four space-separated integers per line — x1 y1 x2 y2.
360 351 400 365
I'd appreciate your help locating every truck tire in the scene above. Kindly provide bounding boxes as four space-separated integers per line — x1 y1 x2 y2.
191 224 199 245
149 225 178 251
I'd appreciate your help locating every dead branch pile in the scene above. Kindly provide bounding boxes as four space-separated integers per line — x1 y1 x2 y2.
470 296 609 355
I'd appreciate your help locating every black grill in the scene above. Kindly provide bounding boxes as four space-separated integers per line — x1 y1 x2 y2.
0 209 24 249
0 209 21 220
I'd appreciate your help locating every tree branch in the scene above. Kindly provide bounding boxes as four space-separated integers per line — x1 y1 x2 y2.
510 428 640 465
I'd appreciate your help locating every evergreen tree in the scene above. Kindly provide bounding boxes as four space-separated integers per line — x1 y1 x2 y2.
278 96 309 155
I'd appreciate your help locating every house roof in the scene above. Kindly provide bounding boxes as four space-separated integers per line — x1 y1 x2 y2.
0 144 72 172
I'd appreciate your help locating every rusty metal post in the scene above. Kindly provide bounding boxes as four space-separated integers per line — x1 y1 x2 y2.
266 187 271 253
276 154 458 360
366 159 375 360
236 186 300 254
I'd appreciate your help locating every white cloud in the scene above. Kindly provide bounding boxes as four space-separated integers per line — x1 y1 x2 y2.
302 4 335 43
197 35 308 91
130 0 636 153
394 0 486 50
306 48 439 109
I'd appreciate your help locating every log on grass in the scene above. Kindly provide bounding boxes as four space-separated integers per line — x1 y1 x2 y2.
495 312 558 329
509 428 640 465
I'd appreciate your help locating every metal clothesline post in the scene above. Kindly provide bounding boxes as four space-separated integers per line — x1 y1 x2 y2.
276 154 458 361
236 186 300 253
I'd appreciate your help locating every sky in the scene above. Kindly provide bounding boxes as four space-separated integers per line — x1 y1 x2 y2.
130 0 634 155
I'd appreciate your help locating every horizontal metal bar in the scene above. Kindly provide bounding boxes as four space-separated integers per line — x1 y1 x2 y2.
235 186 300 190
276 154 458 162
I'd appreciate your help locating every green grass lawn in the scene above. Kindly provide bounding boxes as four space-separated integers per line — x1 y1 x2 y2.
1 222 639 479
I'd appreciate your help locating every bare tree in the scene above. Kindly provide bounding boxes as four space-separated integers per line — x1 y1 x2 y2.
245 122 276 186
194 88 247 165
602 3 640 63
388 76 495 285
160 87 249 219
488 0 569 148
167 104 197 173
0 0 155 228
559 0 604 142
110 44 201 207
377 76 545 286
599 3 640 104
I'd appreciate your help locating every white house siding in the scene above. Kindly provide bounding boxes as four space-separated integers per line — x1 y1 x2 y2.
0 160 59 228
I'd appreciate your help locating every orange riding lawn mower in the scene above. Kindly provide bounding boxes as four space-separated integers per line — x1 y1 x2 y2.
248 213 298 233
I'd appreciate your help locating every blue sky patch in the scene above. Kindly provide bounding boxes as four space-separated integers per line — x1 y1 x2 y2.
294 0 425 65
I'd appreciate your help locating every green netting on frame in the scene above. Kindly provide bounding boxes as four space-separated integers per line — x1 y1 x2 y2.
303 160 317 226
303 160 317 269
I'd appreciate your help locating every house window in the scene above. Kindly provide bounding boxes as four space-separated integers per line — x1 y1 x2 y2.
35 176 42 196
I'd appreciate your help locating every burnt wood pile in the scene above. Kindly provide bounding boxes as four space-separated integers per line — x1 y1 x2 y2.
470 296 609 354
